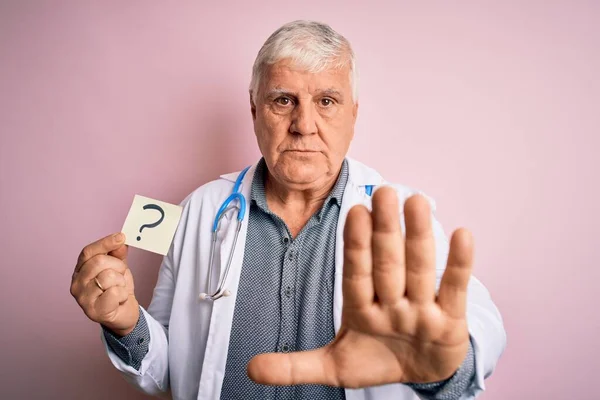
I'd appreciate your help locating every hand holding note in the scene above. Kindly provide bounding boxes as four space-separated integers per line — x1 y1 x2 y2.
71 232 139 336
70 195 183 336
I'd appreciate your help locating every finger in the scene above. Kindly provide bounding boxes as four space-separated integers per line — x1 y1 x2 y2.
371 186 405 305
94 286 130 318
108 243 128 262
75 232 126 273
404 194 436 304
78 255 128 286
342 205 374 309
437 228 474 319
123 267 136 295
247 347 332 386
91 268 126 293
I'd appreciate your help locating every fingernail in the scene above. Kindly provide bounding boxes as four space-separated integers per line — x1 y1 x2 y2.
113 233 124 243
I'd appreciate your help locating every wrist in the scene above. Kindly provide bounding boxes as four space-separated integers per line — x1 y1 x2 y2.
102 301 140 337
106 325 136 337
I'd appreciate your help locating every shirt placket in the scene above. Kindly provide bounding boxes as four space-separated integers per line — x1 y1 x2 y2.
278 227 297 355
272 224 297 400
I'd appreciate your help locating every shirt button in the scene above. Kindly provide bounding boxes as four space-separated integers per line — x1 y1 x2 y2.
283 237 289 244
282 344 290 352
288 250 294 260
137 337 145 345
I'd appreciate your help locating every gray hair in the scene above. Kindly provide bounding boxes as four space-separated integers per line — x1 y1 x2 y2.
249 20 358 103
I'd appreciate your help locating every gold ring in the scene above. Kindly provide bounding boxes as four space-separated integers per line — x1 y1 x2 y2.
94 277 105 292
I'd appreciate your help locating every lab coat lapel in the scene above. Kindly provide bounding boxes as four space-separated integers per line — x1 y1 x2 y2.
333 158 385 333
196 163 257 400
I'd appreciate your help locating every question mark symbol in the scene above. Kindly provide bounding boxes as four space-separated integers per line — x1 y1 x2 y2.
137 204 165 241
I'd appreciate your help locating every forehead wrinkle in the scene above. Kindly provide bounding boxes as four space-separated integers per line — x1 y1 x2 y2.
262 62 350 97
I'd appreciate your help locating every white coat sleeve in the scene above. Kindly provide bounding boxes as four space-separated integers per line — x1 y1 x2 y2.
427 196 508 399
99 243 176 398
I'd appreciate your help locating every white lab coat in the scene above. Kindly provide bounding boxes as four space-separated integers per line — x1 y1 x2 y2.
101 158 506 400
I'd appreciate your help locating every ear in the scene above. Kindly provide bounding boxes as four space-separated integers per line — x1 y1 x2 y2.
352 101 359 122
250 91 257 121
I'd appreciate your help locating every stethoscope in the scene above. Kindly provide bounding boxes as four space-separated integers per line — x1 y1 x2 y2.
199 165 251 301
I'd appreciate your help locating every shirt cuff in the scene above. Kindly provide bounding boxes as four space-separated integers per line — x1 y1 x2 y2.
102 306 150 370
406 337 476 400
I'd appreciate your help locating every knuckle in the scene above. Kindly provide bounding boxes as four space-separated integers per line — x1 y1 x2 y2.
70 276 88 299
69 282 78 298
112 267 124 279
345 233 368 249
78 296 94 316
90 254 110 271
83 306 98 322
373 254 401 270
112 258 126 271
104 286 118 296
80 256 99 274
81 245 94 261
102 268 124 287
106 268 119 281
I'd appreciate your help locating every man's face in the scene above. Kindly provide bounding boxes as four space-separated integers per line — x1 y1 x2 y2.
251 58 358 190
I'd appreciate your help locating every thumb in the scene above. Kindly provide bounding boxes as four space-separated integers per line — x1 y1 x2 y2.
108 242 128 262
247 347 333 387
76 232 126 272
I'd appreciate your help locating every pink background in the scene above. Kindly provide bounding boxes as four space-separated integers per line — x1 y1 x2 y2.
1 1 598 399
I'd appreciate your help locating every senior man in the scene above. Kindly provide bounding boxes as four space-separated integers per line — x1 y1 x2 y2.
71 20 506 400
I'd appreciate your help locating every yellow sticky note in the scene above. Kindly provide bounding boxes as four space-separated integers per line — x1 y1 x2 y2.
121 195 183 255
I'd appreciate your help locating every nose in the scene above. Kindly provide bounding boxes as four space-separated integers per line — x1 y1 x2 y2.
289 101 317 136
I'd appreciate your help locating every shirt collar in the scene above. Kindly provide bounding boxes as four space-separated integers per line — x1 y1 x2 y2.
250 158 349 215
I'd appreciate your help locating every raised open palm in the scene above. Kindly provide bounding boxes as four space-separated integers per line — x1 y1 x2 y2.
247 186 473 387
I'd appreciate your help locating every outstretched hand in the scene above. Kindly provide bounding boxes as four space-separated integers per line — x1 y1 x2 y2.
247 186 473 388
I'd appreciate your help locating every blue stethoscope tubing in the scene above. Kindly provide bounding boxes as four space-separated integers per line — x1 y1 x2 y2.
199 165 252 301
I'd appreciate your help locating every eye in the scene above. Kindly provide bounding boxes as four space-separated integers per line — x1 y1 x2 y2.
320 98 334 107
275 97 293 106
